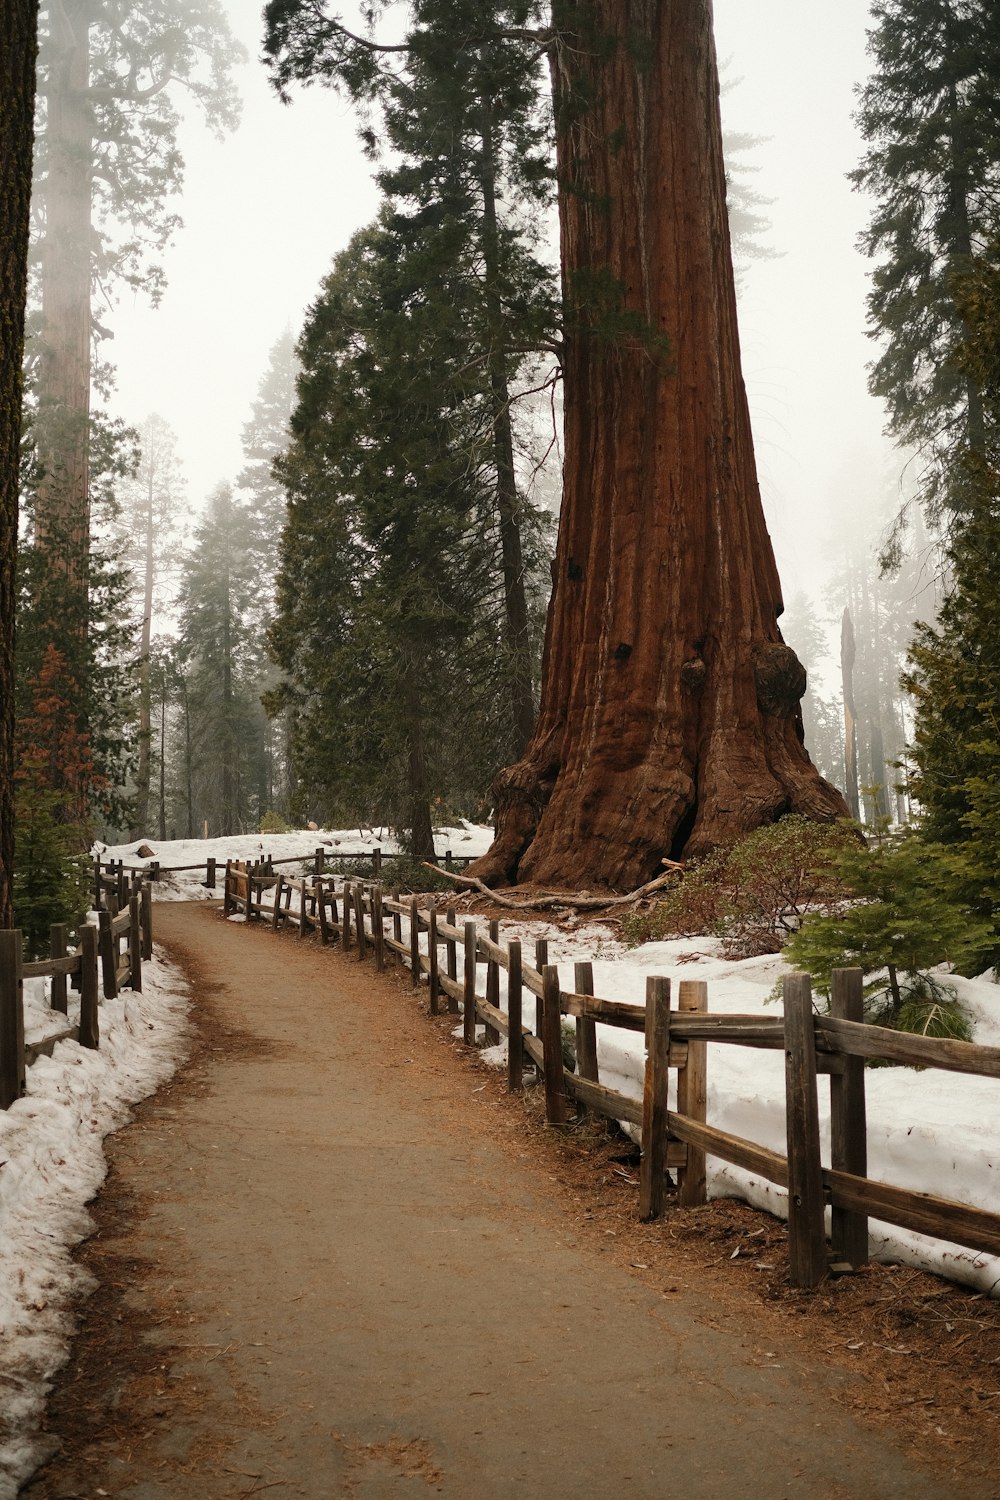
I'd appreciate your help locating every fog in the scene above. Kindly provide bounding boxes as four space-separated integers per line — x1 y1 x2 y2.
107 0 888 604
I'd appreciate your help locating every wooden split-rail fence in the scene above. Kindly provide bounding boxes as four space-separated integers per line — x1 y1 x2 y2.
0 877 153 1111
93 845 474 900
223 862 1000 1290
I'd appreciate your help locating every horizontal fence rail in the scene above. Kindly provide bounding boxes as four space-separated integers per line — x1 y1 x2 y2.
221 865 1000 1289
0 875 153 1110
93 845 475 898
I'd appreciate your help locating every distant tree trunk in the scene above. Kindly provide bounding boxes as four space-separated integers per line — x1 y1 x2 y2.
35 0 92 587
131 459 156 837
221 558 235 837
480 96 536 756
158 685 167 841
0 0 41 927
841 607 860 822
475 0 846 889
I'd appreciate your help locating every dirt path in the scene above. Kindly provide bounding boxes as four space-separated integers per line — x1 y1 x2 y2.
21 903 984 1499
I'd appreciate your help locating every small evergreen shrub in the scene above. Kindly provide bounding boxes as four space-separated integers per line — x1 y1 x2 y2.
259 810 292 834
623 816 854 957
781 826 987 1038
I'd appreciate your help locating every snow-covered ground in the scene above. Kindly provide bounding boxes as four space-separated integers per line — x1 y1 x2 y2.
4 827 1000 1491
0 954 191 1499
96 822 493 902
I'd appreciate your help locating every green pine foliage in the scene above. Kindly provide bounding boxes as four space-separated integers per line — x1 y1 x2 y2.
13 764 91 961
903 247 1000 962
782 826 987 1032
852 0 1000 524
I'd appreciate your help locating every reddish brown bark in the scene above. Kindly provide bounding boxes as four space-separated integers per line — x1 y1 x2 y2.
475 0 847 891
35 0 92 583
0 0 41 928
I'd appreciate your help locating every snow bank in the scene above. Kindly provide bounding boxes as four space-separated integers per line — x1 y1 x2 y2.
0 957 191 1499
96 822 493 902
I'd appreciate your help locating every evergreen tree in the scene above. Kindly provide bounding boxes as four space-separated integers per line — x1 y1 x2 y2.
176 483 260 837
903 246 1000 959
853 0 1000 524
26 0 242 833
270 219 524 852
266 0 558 762
117 413 186 837
1 0 40 927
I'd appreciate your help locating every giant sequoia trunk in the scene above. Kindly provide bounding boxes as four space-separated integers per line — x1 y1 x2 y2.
0 0 41 927
474 0 846 890
35 0 92 588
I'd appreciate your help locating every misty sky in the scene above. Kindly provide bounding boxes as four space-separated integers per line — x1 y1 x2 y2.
107 0 889 606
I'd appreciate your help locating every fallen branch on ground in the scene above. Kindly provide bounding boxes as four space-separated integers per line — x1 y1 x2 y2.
420 863 682 911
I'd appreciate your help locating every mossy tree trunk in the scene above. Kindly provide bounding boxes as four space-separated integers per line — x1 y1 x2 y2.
475 0 846 890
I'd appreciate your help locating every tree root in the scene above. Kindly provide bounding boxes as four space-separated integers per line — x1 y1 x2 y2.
421 862 683 911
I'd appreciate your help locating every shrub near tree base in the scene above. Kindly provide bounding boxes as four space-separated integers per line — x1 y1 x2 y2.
781 828 989 1041
623 816 854 959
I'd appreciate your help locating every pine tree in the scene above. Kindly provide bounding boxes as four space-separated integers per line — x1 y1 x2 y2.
27 0 241 826
266 0 558 764
1 0 40 927
853 0 1000 523
117 414 186 837
176 483 261 837
270 218 522 852
902 246 1000 958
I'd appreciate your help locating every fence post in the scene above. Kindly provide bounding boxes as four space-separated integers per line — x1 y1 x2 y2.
50 923 69 1015
541 964 569 1124
98 908 118 999
463 920 478 1045
342 881 352 952
409 897 420 986
444 907 458 1013
427 908 440 1013
205 856 215 890
314 846 324 879
640 976 671 1220
484 918 501 1045
316 878 329 945
507 939 523 1093
574 960 598 1118
272 873 284 930
0 930 25 1108
391 888 402 966
140 881 154 962
534 937 548 1042
830 967 868 1268
372 886 385 971
93 855 102 910
79 924 100 1050
783 973 827 1288
354 884 367 961
223 860 234 916
373 846 382 876
128 893 142 991
676 979 708 1207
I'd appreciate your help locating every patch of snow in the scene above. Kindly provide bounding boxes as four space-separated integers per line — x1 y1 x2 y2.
0 954 191 1498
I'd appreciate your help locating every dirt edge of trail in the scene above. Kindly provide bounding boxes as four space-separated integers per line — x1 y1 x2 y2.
23 902 1000 1497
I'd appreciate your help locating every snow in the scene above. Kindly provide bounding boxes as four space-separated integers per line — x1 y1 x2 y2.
408 913 1000 1299
0 955 191 1499
5 829 1000 1490
95 822 493 902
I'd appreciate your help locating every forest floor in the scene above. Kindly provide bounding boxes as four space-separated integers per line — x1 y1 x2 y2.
20 901 1000 1500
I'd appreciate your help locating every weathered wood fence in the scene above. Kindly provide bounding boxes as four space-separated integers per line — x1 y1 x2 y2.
222 864 1000 1289
0 877 153 1110
93 845 474 897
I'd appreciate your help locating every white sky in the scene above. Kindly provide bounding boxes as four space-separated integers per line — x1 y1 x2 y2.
107 0 890 602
